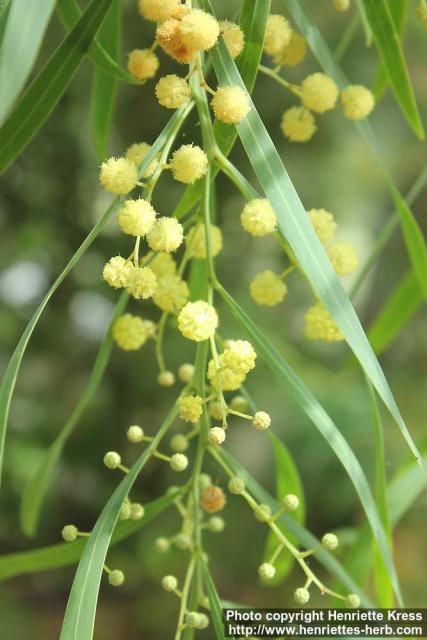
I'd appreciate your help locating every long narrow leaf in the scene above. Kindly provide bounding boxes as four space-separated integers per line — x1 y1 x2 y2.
59 402 178 640
283 0 427 301
0 0 116 174
373 0 408 100
217 285 402 604
0 0 56 123
0 492 179 582
362 0 423 139
90 0 120 159
20 292 129 538
201 561 233 640
206 28 423 471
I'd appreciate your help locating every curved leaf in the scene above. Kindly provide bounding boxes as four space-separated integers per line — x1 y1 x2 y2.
201 561 233 640
0 492 179 582
0 0 117 174
0 0 56 124
20 292 129 538
59 402 178 640
373 0 408 100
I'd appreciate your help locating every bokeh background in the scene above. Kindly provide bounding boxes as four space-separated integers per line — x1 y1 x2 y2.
0 0 426 637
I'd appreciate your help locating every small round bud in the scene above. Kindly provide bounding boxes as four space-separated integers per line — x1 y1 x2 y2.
108 570 125 586
254 504 271 522
209 401 224 421
230 395 249 413
155 74 191 109
211 85 250 124
252 411 271 431
250 271 287 306
155 537 170 553
208 516 225 532
195 613 209 629
300 73 338 113
103 451 121 469
174 533 192 549
347 593 361 608
162 575 178 592
170 453 189 472
158 370 176 387
283 494 299 512
294 587 310 604
186 612 202 628
322 533 339 550
170 434 189 453
199 473 212 490
201 485 226 513
100 157 138 194
130 503 145 520
281 106 317 143
178 363 195 383
334 0 350 11
258 562 276 581
170 144 208 184
208 426 226 445
62 524 78 542
200 596 210 609
166 485 179 496
178 301 218 342
127 48 159 81
127 425 144 443
119 502 132 520
228 476 245 495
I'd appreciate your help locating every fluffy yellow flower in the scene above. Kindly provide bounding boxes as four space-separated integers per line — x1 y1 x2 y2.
170 144 208 184
117 199 157 237
125 142 158 177
250 270 287 306
264 14 292 56
112 314 151 350
127 49 159 81
178 301 218 342
300 73 338 113
327 242 358 275
99 157 138 194
281 107 317 143
147 217 184 253
156 13 197 65
179 8 220 51
126 266 157 299
222 340 256 375
153 275 189 313
211 85 250 124
334 0 350 11
341 85 375 120
308 208 337 245
138 0 180 22
273 31 306 66
178 395 203 423
220 20 245 58
207 356 246 391
186 224 223 258
304 302 343 342
155 74 191 109
103 256 132 289
241 199 277 237
150 252 177 278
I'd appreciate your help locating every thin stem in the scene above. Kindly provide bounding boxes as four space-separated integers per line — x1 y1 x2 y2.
155 312 169 372
258 64 301 98
174 556 197 640
214 151 257 201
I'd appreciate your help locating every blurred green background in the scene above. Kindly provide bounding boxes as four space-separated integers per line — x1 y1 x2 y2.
0 0 426 637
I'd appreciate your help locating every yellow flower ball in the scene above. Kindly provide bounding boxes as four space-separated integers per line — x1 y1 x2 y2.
252 411 271 431
281 107 317 143
178 395 203 423
127 48 160 81
153 275 189 313
308 208 337 245
125 142 158 177
250 270 287 306
207 356 246 391
178 301 218 342
334 0 350 11
264 14 292 56
103 256 132 289
156 14 198 65
170 144 208 184
220 20 245 58
340 85 375 120
300 73 338 113
186 223 223 258
211 85 250 124
155 74 191 109
327 242 358 275
158 370 175 387
222 340 256 375
138 0 180 22
273 31 306 67
126 266 157 299
147 217 184 253
179 8 220 51
117 199 157 237
99 157 138 194
304 302 343 342
150 252 177 278
240 199 277 237
112 314 149 350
